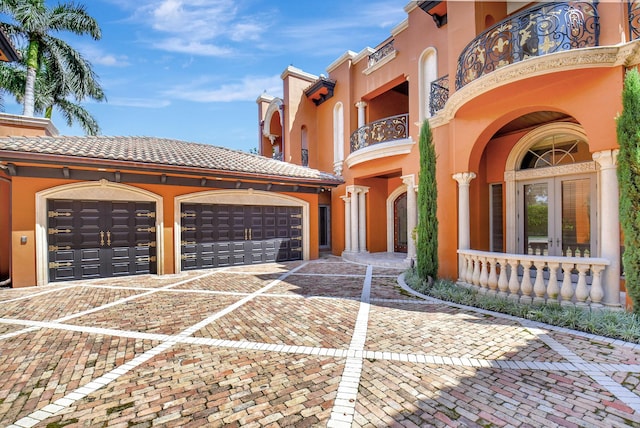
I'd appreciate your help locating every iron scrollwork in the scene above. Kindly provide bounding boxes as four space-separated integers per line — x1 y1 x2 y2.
429 75 449 116
630 0 640 41
350 114 408 153
455 1 599 89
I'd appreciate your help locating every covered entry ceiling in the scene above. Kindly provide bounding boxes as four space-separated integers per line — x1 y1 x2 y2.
494 111 574 137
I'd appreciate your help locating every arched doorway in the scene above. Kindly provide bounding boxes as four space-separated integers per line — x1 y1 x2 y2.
393 192 408 253
504 123 596 257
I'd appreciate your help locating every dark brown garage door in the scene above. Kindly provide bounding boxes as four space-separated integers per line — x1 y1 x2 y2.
180 203 302 270
47 199 157 282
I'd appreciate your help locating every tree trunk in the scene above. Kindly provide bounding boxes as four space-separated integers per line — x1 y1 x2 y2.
22 40 39 117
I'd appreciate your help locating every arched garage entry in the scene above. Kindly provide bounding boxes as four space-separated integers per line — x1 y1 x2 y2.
174 189 310 272
36 180 163 285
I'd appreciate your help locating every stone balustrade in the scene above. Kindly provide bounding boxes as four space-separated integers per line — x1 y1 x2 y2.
457 249 610 308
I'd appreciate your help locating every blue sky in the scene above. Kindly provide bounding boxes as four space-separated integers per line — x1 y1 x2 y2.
1 0 410 152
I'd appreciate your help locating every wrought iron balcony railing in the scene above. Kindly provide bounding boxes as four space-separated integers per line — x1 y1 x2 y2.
456 1 599 89
368 39 395 68
429 75 449 116
350 114 408 153
301 148 309 167
630 0 640 41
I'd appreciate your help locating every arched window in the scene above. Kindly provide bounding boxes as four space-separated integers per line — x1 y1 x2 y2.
419 48 438 121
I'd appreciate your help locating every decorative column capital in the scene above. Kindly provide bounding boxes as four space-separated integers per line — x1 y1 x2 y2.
401 174 416 188
355 101 368 109
347 185 369 195
592 149 619 170
452 171 477 186
340 195 350 203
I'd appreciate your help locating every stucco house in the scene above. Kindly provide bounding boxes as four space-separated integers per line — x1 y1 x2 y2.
0 115 342 287
257 0 636 309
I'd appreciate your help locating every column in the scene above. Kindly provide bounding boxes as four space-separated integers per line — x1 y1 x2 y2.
355 101 367 128
453 172 476 277
358 187 369 253
348 186 359 253
402 174 417 261
341 195 352 252
593 150 621 308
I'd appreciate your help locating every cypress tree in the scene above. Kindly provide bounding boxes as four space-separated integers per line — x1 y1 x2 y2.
416 120 438 281
617 68 640 313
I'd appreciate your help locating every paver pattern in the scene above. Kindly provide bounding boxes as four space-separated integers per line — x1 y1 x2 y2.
1 256 640 427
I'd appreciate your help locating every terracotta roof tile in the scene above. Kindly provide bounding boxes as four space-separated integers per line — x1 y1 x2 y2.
0 135 343 184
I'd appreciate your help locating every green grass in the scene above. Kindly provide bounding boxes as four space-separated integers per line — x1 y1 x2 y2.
404 269 640 344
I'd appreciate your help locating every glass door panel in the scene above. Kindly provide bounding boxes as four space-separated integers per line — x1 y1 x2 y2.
523 182 549 255
560 179 591 257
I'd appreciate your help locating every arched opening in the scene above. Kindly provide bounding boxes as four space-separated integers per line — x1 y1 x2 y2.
333 102 344 175
419 47 438 121
35 180 163 285
503 122 596 257
262 98 284 160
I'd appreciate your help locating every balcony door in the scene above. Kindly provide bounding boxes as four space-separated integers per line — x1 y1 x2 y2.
519 175 594 257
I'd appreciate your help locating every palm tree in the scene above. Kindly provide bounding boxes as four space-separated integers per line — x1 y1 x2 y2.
0 47 105 134
0 0 101 117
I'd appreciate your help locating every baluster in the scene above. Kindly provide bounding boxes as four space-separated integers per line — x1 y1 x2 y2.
487 258 499 295
546 262 560 303
589 264 605 309
560 262 575 306
520 260 533 304
574 263 590 306
532 260 546 304
479 257 489 293
508 259 520 302
459 253 467 281
472 256 481 288
465 254 474 284
497 258 509 298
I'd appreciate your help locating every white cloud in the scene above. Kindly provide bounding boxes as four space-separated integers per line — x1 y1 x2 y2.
164 74 282 103
80 44 130 67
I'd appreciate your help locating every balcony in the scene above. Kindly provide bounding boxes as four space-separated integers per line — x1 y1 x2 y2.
429 75 449 116
456 1 599 89
350 114 408 153
365 39 397 74
346 114 414 168
630 0 640 41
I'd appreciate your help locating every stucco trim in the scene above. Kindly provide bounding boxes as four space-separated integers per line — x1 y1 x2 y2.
173 189 310 273
35 180 164 286
430 40 640 128
345 138 415 168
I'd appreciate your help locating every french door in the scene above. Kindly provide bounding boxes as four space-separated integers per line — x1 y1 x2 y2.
519 175 595 257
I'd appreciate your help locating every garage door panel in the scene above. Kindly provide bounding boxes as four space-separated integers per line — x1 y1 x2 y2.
48 199 157 282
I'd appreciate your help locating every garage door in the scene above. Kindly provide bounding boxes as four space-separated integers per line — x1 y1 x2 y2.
47 199 157 282
180 203 302 270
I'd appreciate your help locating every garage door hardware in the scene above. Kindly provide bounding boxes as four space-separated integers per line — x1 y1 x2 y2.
136 241 157 248
137 256 157 263
181 240 196 246
181 212 196 218
137 227 157 233
291 225 302 230
48 211 71 218
99 231 112 246
292 247 303 252
244 228 252 240
136 212 156 218
181 254 196 260
180 226 195 232
48 228 71 234
49 261 72 269
290 213 302 218
48 245 71 251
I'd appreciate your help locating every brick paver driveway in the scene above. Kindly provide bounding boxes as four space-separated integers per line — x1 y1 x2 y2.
1 257 640 427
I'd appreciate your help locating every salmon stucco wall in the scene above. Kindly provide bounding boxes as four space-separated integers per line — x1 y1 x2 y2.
0 176 10 280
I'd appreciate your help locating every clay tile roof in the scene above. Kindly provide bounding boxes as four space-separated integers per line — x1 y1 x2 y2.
0 135 343 184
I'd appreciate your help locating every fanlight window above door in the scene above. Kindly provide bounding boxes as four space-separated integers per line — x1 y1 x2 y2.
519 134 590 170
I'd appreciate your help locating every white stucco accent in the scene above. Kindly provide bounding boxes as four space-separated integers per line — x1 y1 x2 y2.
173 189 310 273
419 47 438 121
262 98 284 138
345 138 415 168
35 180 164 286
